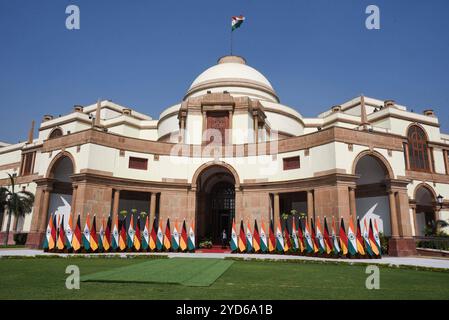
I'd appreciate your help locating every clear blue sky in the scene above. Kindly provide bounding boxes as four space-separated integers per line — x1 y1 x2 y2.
1 0 448 143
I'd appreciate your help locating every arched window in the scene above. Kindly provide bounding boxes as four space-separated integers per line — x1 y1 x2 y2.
408 125 430 172
48 128 63 139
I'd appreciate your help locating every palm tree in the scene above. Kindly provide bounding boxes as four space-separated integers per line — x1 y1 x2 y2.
1 174 35 246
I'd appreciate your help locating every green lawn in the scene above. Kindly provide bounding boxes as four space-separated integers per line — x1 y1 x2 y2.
0 257 448 300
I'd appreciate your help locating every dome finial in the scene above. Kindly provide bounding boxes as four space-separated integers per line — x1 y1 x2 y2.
217 55 246 65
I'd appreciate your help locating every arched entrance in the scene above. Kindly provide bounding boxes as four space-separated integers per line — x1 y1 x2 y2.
414 185 436 236
354 152 392 235
194 163 237 245
46 153 75 228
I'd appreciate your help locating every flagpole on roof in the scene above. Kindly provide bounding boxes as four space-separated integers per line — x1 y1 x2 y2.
230 24 233 55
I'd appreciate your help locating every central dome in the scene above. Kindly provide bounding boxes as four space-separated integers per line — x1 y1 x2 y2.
185 55 279 102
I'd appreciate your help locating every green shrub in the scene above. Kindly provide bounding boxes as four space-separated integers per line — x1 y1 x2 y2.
13 233 28 245
379 232 389 255
417 235 449 251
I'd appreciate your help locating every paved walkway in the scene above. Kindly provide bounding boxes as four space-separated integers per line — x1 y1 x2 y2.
1 248 449 270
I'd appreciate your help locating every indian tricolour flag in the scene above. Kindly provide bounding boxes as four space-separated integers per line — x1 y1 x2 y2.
82 213 91 250
275 221 284 252
331 216 341 255
259 221 268 253
232 15 245 31
111 215 119 251
172 221 180 251
303 220 314 253
142 216 149 251
156 221 164 251
246 222 253 253
347 218 358 256
230 219 238 252
188 221 195 251
315 218 325 254
291 219 299 251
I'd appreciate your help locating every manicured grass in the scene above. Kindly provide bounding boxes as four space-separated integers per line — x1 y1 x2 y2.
81 258 234 287
0 257 448 300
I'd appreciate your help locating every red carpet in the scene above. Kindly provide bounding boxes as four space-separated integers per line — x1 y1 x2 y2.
196 245 231 253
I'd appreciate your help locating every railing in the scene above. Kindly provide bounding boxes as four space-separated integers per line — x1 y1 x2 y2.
414 236 449 251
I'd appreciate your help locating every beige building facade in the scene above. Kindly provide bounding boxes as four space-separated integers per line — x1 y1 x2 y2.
1 55 448 256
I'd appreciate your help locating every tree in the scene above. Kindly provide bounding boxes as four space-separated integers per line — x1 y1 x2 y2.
1 174 35 246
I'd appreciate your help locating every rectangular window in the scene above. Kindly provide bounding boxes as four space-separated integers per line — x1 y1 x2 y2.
283 156 300 170
128 157 148 170
21 152 35 176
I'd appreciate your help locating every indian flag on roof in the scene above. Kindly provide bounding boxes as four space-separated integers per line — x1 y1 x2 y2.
232 15 245 31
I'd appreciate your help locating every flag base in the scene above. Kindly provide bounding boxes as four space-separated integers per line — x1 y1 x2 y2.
388 237 416 257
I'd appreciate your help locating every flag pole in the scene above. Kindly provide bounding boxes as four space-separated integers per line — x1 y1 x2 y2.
230 28 233 55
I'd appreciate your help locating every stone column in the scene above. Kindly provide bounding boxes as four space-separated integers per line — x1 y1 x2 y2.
427 148 434 173
388 190 400 238
253 114 259 144
410 204 418 236
388 187 416 256
443 150 449 174
38 189 52 232
273 193 280 227
149 192 157 223
349 187 357 218
404 143 411 170
307 190 314 219
112 189 120 222
71 185 78 222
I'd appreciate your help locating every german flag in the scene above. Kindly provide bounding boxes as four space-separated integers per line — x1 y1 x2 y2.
297 218 305 253
363 218 373 256
180 220 188 252
323 217 333 255
90 215 99 252
50 214 57 251
118 218 127 251
310 218 319 253
164 218 171 251
102 216 111 252
268 220 276 253
339 218 348 255
149 217 158 251
238 220 246 253
356 217 366 256
369 219 380 256
283 220 291 252
252 220 260 253
56 215 65 251
134 216 141 251
71 214 82 252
